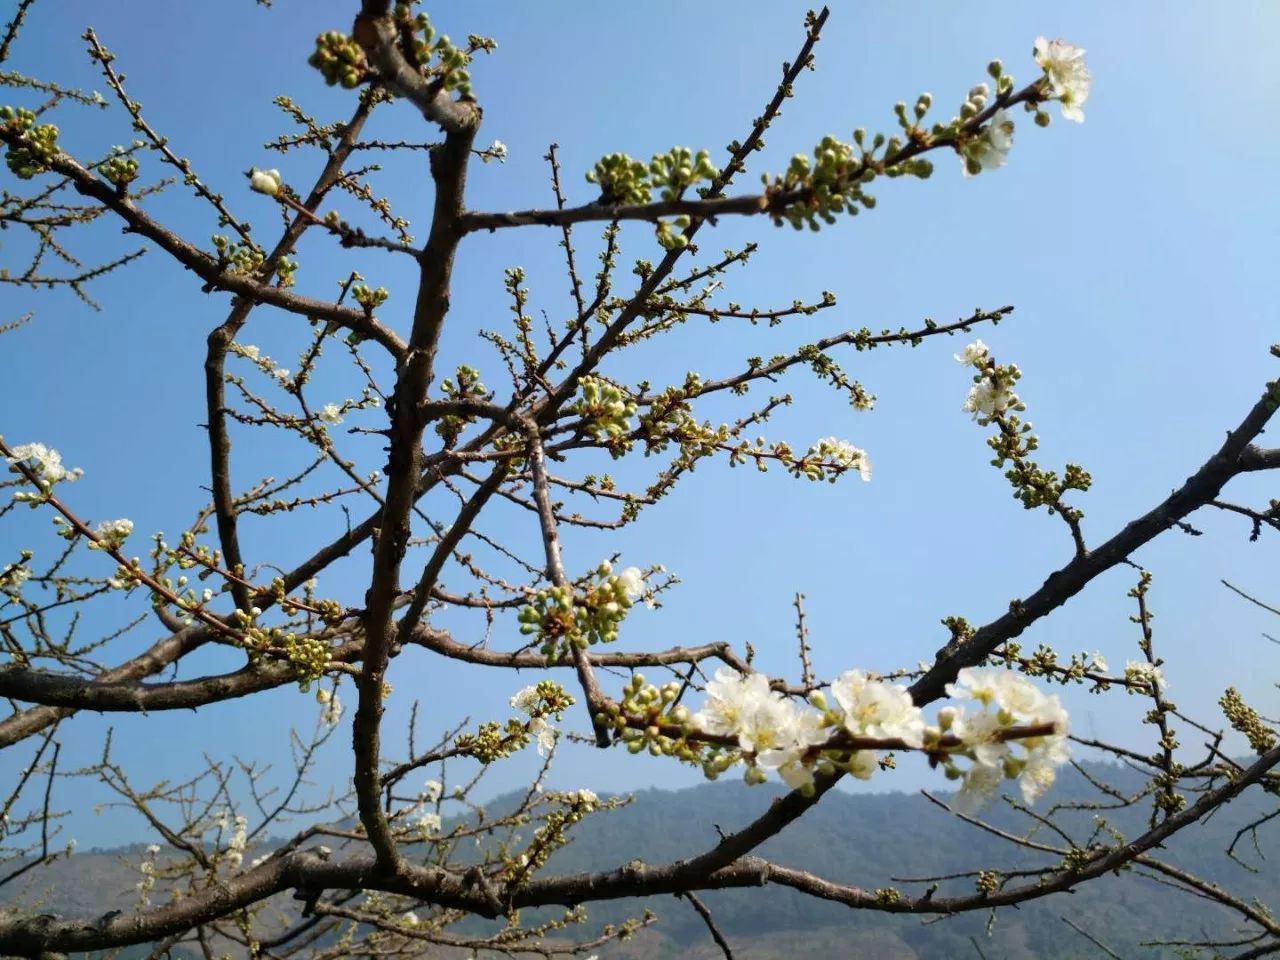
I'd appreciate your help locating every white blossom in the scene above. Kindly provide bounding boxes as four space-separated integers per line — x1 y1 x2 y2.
417 812 442 837
238 343 261 361
692 669 776 746
483 139 507 163
0 564 31 589
962 108 1015 177
249 168 283 196
1124 660 1166 693
1033 37 1091 122
950 761 1004 815
529 716 557 756
320 689 343 726
92 518 134 549
225 814 248 871
811 437 872 482
756 707 827 784
319 403 344 425
272 367 291 382
573 788 599 808
950 706 1010 768
510 684 540 714
145 843 161 856
830 670 925 748
6 442 81 486
847 749 878 781
962 377 1018 420
616 566 645 601
422 779 443 803
402 911 420 925
954 340 990 367
1089 651 1108 672
1019 734 1071 803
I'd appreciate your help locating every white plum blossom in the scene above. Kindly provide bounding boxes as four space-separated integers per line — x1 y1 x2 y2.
847 749 878 781
402 911 420 926
692 669 777 746
272 367 291 382
951 760 1004 815
510 684 540 713
954 340 990 367
319 403 344 425
316 687 343 726
529 716 557 756
238 343 261 361
0 563 31 589
811 437 872 482
951 706 1009 768
249 168 282 196
616 566 645 601
962 108 1014 177
1124 660 1166 693
756 707 828 788
145 843 161 856
1033 37 1091 122
1089 651 1109 672
510 685 559 755
831 670 925 748
962 377 1019 421
6 442 81 487
1019 734 1071 803
225 814 248 870
944 668 1071 812
417 812 442 837
422 779 443 803
92 518 134 550
482 139 507 163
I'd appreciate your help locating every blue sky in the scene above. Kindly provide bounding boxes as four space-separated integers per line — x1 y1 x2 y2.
1 1 1277 848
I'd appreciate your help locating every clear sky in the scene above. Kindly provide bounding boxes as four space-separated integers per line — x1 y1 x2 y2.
1 1 1277 848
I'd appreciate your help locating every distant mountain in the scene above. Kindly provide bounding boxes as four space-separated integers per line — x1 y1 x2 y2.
4 762 1275 959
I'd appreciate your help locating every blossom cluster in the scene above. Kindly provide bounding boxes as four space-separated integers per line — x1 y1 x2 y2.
6 442 82 493
620 665 1073 812
516 561 645 661
224 813 248 870
316 686 344 726
571 376 637 447
1034 37 1091 123
806 437 873 483
956 339 1023 422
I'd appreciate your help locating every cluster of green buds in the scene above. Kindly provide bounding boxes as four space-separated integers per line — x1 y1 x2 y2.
100 147 140 189
1219 687 1277 754
650 147 719 200
408 7 490 93
504 788 604 883
212 235 265 278
275 255 299 288
571 376 636 450
435 364 488 446
605 674 690 755
963 344 1092 518
351 283 389 312
975 869 1001 896
585 147 719 249
516 562 643 661
231 606 331 687
461 680 574 762
586 153 650 206
0 106 60 180
308 31 368 89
